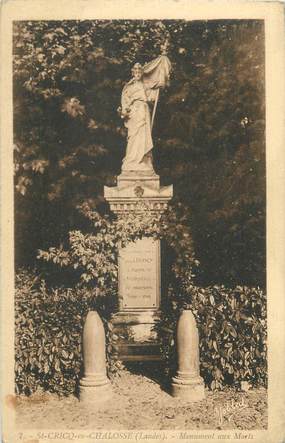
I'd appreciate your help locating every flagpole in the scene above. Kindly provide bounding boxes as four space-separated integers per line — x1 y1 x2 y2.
151 88 160 131
150 39 170 131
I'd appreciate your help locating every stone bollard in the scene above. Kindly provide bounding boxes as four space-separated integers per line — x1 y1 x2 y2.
79 311 112 403
171 309 205 401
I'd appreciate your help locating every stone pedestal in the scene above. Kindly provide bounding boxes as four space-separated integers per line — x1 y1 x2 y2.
104 171 173 213
104 171 173 361
79 311 112 402
172 310 205 401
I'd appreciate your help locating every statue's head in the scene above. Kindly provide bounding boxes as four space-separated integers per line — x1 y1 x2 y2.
131 62 143 81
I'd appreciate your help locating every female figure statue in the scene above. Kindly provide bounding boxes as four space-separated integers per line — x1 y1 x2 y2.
119 55 171 173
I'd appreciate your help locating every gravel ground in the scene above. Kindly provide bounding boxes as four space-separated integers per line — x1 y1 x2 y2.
16 367 267 431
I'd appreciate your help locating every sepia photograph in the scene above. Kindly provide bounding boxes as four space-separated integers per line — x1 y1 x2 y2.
1 1 285 442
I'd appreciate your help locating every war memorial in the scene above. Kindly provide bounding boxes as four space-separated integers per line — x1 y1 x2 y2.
79 52 205 403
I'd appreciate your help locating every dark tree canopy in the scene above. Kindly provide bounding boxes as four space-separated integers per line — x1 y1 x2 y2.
13 19 265 287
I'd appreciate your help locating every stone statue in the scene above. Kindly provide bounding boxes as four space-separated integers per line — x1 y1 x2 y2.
118 54 171 173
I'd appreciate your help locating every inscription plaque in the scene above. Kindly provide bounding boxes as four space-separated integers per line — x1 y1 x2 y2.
119 237 160 310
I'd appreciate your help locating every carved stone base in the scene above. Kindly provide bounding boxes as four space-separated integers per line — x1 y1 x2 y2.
117 170 160 188
172 373 205 401
104 171 173 214
79 374 112 403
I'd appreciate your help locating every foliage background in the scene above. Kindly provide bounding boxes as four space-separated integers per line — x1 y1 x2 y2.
14 19 265 288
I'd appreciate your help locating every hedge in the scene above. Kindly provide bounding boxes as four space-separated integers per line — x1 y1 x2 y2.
159 284 267 390
15 269 266 396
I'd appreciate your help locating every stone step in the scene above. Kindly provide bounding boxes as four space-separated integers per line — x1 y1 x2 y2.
116 354 163 362
115 342 163 362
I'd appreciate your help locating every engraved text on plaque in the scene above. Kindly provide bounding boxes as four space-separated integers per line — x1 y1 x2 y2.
119 237 160 310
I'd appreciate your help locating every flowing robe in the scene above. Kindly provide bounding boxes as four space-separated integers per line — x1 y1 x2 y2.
121 55 171 173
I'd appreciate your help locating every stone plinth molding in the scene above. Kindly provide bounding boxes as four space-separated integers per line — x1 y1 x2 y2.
104 171 173 214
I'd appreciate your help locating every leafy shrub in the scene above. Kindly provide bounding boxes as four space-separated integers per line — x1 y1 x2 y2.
160 285 267 389
37 201 198 289
15 269 121 396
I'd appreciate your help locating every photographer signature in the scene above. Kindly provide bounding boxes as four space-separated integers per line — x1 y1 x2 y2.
215 397 248 427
